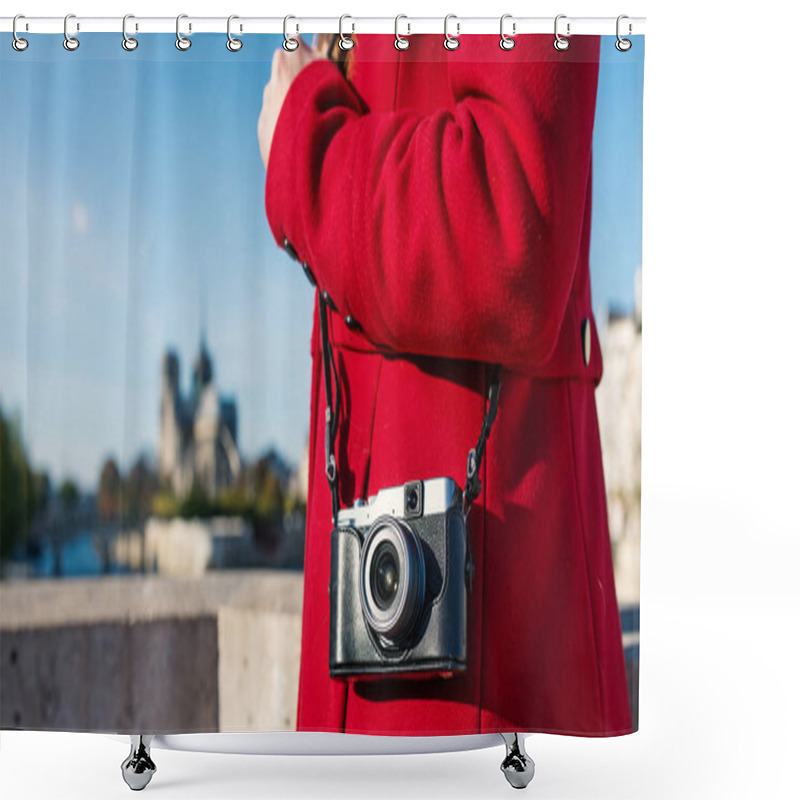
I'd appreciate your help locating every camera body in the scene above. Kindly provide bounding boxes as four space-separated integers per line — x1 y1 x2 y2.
329 477 469 680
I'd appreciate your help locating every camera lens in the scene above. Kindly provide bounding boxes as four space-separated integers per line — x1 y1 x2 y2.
371 542 400 610
360 516 426 647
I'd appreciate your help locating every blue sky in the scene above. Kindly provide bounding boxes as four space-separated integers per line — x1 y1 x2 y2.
0 33 643 490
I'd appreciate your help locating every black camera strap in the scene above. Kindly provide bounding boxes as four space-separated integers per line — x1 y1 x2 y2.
463 362 501 519
317 288 501 526
318 291 342 522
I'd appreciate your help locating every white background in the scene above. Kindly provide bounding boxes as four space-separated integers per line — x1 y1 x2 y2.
2 1 799 798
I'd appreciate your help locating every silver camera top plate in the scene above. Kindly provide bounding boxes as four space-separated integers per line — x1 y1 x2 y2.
337 477 460 530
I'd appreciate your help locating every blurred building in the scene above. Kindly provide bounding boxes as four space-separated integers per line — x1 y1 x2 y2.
158 339 241 498
595 267 642 605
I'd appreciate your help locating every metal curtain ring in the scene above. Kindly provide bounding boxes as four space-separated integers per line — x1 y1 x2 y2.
553 14 570 51
339 14 355 50
176 14 191 50
227 15 243 51
63 13 79 51
616 14 632 51
444 14 460 50
12 15 28 51
283 15 299 51
122 14 138 51
500 14 516 50
394 15 410 50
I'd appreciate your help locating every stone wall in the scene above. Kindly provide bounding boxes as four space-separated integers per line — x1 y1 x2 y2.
0 570 303 733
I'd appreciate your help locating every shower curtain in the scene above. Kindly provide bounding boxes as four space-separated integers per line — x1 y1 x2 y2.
0 27 644 738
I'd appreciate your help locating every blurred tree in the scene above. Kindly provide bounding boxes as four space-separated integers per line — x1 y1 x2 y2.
284 491 306 516
151 490 181 518
123 455 157 517
97 457 121 517
1 407 28 562
29 470 50 517
218 483 250 517
255 471 284 518
58 478 80 511
180 481 214 518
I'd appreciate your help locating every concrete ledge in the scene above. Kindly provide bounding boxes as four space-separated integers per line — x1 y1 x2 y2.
0 569 302 629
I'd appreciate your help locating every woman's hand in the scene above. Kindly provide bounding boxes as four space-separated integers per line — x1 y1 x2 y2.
258 37 323 171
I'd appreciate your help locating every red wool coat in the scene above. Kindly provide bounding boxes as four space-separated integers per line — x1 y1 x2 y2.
265 34 633 736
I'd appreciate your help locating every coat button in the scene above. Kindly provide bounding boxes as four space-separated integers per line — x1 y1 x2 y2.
321 290 337 312
301 261 317 287
282 237 299 261
581 318 591 366
344 315 361 331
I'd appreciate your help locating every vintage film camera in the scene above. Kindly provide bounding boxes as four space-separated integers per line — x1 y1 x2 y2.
329 477 469 679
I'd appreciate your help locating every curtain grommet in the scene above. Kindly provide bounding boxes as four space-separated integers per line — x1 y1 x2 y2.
338 15 355 51
175 14 191 51
122 14 138 51
63 13 80 51
444 14 460 51
500 14 516 50
226 15 243 52
12 15 29 51
554 14 570 51
616 15 633 51
283 15 299 51
394 15 410 51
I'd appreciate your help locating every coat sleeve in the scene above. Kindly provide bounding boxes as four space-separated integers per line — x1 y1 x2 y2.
265 36 600 368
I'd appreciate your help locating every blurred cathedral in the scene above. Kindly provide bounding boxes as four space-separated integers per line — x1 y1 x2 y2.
158 338 241 499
